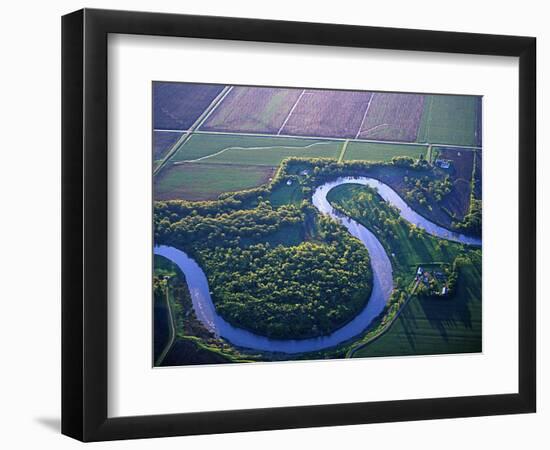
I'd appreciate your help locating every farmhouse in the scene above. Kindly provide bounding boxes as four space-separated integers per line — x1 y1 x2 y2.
286 179 293 186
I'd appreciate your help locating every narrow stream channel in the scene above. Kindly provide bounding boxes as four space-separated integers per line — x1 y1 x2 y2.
154 177 481 354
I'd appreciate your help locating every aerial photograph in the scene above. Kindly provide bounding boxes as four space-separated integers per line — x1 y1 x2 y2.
152 82 482 367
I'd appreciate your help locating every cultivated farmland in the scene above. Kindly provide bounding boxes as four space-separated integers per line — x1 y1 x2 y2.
344 141 428 162
357 93 425 142
200 86 302 134
154 162 276 201
153 131 183 162
153 82 225 130
417 95 481 147
156 132 341 200
171 132 341 166
280 90 372 138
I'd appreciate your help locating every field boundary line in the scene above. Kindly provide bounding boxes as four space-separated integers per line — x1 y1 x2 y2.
355 92 375 139
431 143 481 151
190 130 482 150
196 130 343 141
422 95 434 143
277 89 306 135
154 129 189 133
153 85 234 177
174 141 334 164
195 85 235 132
338 140 349 163
359 123 390 138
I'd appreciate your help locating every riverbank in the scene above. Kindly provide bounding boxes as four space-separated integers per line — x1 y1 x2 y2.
154 175 480 357
326 182 481 358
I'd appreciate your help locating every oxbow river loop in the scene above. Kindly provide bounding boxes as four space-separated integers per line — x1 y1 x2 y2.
155 177 481 354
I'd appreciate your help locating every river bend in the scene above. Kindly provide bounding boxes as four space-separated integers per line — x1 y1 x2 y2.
154 176 480 353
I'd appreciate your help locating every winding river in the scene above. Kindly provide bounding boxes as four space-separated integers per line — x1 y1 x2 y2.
154 176 481 354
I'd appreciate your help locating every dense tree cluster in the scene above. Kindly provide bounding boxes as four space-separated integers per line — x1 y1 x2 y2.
402 174 453 206
329 185 404 250
155 201 305 251
155 191 373 340
201 222 372 339
453 198 481 235
391 154 430 170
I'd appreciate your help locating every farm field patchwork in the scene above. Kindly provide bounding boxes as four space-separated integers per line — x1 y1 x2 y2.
279 89 372 138
343 141 428 162
170 132 341 166
153 131 183 163
200 86 302 134
153 82 225 130
357 93 425 142
152 81 483 367
417 95 482 147
156 132 343 200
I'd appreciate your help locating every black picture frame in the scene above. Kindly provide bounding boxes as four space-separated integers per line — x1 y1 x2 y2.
62 8 536 442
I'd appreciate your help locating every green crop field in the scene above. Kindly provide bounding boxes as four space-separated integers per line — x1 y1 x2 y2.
155 132 343 201
203 141 340 166
154 162 276 201
353 252 481 358
170 132 341 165
417 95 480 147
344 141 428 162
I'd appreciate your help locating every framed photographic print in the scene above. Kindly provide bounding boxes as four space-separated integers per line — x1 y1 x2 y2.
62 8 536 441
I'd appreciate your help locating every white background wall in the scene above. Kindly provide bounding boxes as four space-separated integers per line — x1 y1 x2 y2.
0 0 546 448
